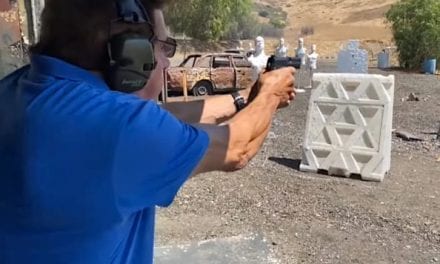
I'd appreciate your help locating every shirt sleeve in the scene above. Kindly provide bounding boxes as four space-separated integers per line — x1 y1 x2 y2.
111 96 209 214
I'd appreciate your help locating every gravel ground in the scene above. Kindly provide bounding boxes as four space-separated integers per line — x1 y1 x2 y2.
156 64 440 264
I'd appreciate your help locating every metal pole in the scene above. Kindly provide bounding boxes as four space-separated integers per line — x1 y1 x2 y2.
30 0 44 43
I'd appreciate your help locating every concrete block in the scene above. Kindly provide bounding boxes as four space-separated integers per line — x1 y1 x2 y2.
300 73 395 181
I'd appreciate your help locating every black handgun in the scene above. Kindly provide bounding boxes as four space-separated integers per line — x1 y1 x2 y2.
247 55 301 104
266 55 302 71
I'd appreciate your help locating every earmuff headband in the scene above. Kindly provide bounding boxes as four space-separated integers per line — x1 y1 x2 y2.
116 0 149 24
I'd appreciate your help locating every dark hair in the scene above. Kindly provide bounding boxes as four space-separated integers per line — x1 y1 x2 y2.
31 0 166 70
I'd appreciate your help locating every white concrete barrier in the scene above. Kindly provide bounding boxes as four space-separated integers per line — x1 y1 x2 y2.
300 73 395 182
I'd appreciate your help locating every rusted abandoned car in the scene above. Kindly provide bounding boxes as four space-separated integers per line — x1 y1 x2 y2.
166 53 254 96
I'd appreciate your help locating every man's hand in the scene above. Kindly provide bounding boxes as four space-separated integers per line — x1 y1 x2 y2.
259 67 296 108
247 67 296 108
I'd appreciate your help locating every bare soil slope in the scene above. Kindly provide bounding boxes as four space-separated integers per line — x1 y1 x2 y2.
257 0 398 58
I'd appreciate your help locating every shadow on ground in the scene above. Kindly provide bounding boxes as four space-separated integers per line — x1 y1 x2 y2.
268 157 301 171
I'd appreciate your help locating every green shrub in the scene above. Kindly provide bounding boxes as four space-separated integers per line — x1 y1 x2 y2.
258 10 269 18
165 0 253 41
254 3 287 29
221 14 283 40
386 0 440 69
165 0 285 41
270 18 286 29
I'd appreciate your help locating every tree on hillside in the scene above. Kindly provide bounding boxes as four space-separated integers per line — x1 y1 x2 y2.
386 0 440 69
164 0 253 41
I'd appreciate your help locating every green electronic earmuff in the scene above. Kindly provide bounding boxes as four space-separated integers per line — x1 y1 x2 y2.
106 0 156 93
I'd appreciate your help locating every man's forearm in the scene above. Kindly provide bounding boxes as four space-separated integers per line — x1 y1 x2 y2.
162 90 249 124
192 92 279 174
228 92 279 167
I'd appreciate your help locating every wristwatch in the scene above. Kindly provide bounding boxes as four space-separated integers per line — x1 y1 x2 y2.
231 91 246 112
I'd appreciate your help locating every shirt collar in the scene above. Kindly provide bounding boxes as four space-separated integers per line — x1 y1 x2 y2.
29 54 109 89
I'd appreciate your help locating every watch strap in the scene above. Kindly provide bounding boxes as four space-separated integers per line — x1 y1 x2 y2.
231 91 246 112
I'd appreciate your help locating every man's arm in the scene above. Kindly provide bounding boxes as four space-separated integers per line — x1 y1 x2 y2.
192 67 295 174
162 89 249 124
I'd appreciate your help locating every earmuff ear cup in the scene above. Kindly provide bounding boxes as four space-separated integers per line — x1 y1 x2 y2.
106 33 155 93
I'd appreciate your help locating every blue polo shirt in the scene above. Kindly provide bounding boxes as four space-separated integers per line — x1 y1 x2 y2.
0 55 210 264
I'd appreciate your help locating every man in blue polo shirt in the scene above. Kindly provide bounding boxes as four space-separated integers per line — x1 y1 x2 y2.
0 0 296 263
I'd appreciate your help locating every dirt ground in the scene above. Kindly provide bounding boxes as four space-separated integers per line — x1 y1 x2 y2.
155 64 440 264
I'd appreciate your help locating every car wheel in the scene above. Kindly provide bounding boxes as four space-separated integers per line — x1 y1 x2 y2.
193 81 213 96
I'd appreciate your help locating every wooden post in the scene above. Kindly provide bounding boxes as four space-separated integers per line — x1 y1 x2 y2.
161 69 168 104
182 70 188 102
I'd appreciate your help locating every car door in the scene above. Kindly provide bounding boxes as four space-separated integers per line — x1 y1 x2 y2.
186 55 211 90
232 55 253 91
210 55 236 92
167 55 201 91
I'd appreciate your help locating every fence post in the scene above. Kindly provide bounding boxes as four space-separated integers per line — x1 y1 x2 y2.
182 70 188 102
161 69 168 104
